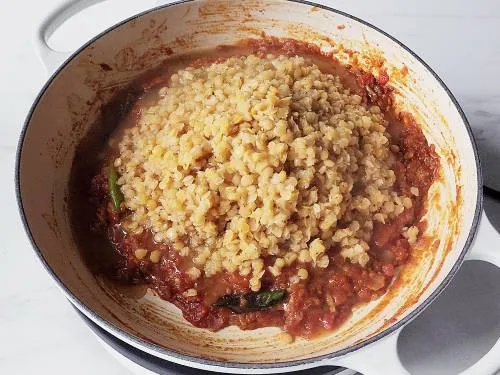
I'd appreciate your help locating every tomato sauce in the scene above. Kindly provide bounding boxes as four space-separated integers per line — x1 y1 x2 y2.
70 38 439 338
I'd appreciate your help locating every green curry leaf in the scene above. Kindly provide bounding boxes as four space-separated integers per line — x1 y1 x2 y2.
212 289 287 313
108 166 124 210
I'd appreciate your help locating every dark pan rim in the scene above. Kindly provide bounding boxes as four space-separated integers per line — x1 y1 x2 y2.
16 0 483 370
73 306 351 375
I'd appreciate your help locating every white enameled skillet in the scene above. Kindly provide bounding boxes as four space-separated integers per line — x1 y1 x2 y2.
16 0 500 373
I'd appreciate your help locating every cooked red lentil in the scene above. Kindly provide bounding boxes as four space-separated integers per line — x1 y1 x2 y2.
70 38 439 338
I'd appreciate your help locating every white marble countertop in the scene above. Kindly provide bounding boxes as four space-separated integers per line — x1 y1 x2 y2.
1 1 500 374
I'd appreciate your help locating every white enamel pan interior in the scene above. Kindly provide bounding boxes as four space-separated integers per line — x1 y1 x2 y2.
16 0 500 374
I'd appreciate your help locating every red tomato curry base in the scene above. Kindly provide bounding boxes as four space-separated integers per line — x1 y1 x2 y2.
71 38 439 338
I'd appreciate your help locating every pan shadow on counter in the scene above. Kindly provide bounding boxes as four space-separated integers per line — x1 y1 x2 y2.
398 255 500 374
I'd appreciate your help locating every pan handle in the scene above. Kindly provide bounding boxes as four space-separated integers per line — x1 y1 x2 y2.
33 0 106 75
466 210 500 266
